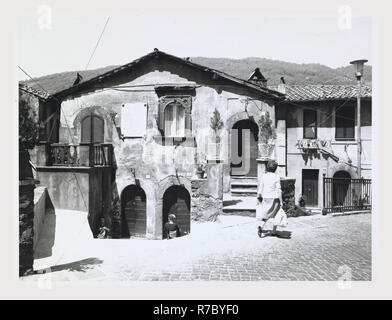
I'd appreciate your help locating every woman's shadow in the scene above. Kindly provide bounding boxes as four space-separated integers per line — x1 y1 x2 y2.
261 229 292 239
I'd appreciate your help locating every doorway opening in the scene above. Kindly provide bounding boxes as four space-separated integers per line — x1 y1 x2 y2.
121 185 147 238
302 169 319 207
162 185 190 238
230 119 259 177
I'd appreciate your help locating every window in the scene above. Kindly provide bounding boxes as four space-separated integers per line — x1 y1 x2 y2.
164 102 185 137
335 106 355 140
81 114 104 143
303 109 317 139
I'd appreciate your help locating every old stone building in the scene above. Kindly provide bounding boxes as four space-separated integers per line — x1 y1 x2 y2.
29 49 285 239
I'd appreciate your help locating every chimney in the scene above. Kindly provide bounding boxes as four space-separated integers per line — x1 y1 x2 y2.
277 76 286 94
248 67 267 87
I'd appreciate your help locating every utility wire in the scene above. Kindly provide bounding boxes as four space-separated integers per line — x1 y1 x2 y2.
85 17 110 70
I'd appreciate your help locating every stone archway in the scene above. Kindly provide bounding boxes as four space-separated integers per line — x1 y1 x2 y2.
157 175 191 239
120 184 147 238
162 185 191 238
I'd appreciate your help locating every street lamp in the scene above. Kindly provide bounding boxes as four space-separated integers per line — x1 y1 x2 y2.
349 59 368 178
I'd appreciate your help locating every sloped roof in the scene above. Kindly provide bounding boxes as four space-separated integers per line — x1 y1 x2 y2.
270 84 372 102
19 83 50 100
51 49 285 101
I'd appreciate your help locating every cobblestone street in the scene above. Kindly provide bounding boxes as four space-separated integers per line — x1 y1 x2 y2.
21 213 371 282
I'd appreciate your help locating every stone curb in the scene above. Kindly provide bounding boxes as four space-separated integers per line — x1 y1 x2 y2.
331 210 371 217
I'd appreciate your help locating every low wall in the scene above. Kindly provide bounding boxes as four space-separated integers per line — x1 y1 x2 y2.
36 167 113 236
36 168 90 212
33 187 54 251
19 181 36 276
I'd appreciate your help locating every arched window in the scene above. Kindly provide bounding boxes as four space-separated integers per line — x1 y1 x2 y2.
81 114 104 143
164 102 185 137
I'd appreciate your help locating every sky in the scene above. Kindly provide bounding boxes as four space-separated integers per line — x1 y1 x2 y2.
17 13 373 80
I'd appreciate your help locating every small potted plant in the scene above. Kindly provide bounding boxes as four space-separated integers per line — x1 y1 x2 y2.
209 108 224 159
258 111 276 158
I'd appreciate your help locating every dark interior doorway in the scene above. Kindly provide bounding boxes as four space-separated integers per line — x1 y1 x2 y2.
333 171 351 207
162 185 190 238
231 119 259 177
302 169 319 207
121 185 147 238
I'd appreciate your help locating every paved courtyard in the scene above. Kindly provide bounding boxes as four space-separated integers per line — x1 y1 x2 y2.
21 212 371 282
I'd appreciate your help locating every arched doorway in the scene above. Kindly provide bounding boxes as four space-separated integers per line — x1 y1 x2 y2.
121 185 147 238
333 171 351 207
162 185 190 238
231 119 259 177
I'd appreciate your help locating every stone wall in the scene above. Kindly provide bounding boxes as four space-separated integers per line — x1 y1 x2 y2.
191 179 221 222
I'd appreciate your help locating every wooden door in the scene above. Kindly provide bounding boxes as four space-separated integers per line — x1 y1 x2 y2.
302 169 319 207
163 186 190 238
121 185 147 238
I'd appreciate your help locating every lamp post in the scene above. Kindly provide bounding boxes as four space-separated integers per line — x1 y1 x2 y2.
349 59 368 178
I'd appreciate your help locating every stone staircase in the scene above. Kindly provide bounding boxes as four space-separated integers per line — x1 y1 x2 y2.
229 176 257 196
222 177 258 217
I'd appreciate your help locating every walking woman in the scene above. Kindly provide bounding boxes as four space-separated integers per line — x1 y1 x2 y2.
256 160 283 237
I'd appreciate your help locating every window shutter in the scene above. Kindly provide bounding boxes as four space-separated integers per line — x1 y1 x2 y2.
158 101 166 133
81 116 91 143
121 103 147 137
93 115 104 143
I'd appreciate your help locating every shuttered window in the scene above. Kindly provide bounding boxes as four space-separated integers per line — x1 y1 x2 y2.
335 106 355 140
81 114 104 143
303 109 317 139
164 102 185 137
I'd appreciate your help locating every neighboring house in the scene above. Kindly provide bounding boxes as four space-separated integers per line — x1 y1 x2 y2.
26 49 285 239
273 83 372 210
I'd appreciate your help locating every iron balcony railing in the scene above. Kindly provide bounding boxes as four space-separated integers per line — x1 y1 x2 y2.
48 143 113 167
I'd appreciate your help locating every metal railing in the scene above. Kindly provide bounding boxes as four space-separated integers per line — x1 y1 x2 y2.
50 144 78 166
323 177 372 213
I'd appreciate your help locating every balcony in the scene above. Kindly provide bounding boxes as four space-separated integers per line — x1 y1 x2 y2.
36 143 114 167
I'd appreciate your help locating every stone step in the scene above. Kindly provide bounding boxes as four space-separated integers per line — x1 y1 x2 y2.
231 177 257 184
221 209 256 217
230 181 258 189
230 188 257 196
222 195 257 217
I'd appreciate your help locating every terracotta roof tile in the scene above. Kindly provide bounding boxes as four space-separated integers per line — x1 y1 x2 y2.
269 84 372 102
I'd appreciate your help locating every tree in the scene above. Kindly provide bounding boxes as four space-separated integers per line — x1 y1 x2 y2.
258 111 276 144
19 91 40 151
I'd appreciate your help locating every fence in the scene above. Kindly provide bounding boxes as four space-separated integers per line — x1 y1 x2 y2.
323 177 372 213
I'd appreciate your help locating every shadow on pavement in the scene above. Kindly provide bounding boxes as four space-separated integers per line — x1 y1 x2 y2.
34 258 103 274
261 230 292 239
